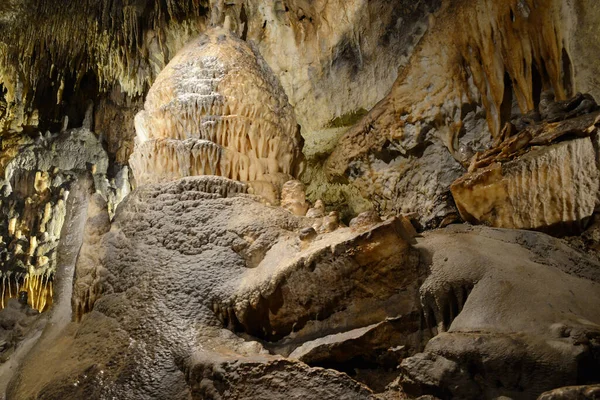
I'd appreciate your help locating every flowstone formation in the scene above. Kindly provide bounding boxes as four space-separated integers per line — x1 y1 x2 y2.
130 26 304 200
8 176 420 399
7 177 600 400
452 108 600 233
3 0 600 399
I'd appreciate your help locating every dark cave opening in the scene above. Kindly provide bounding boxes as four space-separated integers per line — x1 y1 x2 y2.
562 48 574 98
34 70 100 133
65 71 100 129
310 357 400 393
0 84 6 119
240 4 248 41
531 63 543 111
500 72 513 127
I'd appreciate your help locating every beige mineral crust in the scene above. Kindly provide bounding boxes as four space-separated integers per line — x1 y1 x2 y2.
452 112 600 232
130 27 304 200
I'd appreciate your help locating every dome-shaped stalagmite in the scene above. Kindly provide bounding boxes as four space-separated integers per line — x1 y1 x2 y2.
130 27 305 198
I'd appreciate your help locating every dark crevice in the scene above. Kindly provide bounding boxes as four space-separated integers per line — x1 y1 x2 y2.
240 4 248 41
310 358 399 393
500 72 513 128
532 63 543 111
562 48 574 98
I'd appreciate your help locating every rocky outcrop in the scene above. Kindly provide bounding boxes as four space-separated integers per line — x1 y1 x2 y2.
0 128 122 312
8 176 420 399
324 0 588 227
399 225 600 399
538 384 600 399
3 1 600 399
6 178 600 399
451 111 600 233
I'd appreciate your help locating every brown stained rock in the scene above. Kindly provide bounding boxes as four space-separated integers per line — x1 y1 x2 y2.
225 217 422 342
470 111 600 173
306 199 325 218
538 384 600 399
451 113 600 233
288 313 426 366
324 0 581 228
185 352 374 400
350 210 383 231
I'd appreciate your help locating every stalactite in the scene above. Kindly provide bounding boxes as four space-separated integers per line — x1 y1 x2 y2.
326 0 577 188
0 0 211 132
0 271 53 312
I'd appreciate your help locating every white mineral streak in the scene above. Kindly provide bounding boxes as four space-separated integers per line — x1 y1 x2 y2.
130 27 304 198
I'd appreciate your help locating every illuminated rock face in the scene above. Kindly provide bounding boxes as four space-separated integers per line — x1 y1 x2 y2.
0 129 111 312
130 27 304 196
324 0 580 227
453 136 599 232
451 112 600 233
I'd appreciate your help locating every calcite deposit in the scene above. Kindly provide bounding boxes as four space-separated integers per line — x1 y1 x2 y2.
451 110 600 233
130 26 304 197
2 0 600 399
0 128 120 312
324 0 595 227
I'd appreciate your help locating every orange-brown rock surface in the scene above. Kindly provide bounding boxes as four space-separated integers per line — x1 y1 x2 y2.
324 0 587 227
451 111 600 232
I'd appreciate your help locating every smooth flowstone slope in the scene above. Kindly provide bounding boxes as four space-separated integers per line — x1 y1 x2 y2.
398 225 600 399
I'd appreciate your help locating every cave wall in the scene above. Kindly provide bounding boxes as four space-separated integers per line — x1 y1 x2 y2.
570 0 600 101
1 1 600 398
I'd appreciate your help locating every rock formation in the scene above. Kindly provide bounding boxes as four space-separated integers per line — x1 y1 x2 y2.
0 128 124 313
451 110 600 233
1 0 600 399
324 0 592 228
130 26 304 198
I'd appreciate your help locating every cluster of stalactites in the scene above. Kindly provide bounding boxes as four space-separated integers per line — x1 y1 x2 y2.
0 169 69 312
0 0 210 132
448 0 573 139
326 0 576 180
1 272 54 312
130 27 303 192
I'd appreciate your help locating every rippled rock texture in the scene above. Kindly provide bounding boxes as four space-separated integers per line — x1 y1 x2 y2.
452 112 600 233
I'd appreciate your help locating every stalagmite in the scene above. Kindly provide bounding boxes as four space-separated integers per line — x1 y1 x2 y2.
280 180 309 216
130 27 304 200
